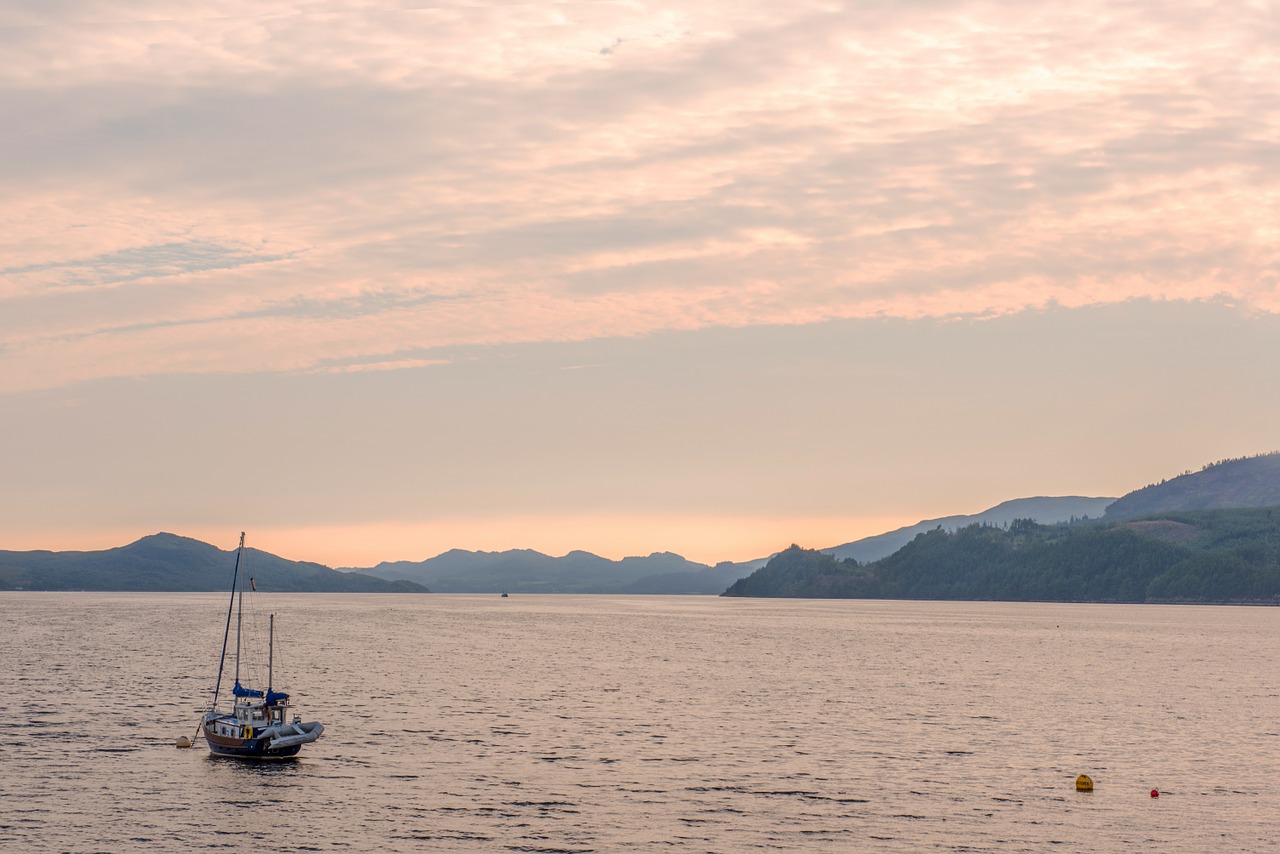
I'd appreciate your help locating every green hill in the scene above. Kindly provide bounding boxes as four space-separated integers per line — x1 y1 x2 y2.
0 533 429 592
723 507 1280 604
824 495 1115 563
1105 452 1280 520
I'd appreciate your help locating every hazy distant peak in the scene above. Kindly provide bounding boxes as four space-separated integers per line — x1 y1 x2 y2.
983 496 1114 513
120 532 223 555
618 551 701 567
823 495 1116 564
437 547 548 559
130 531 210 546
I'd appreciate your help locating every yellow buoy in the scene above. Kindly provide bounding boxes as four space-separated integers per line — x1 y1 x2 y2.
1075 774 1094 792
175 736 193 749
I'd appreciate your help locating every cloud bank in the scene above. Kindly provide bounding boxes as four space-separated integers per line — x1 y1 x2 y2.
3 0 1277 393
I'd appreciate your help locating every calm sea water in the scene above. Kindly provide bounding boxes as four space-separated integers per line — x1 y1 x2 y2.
1 593 1277 852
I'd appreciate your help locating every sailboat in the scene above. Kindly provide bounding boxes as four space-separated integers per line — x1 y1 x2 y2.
201 532 324 759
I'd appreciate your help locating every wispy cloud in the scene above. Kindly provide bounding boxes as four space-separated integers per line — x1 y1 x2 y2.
312 356 449 374
3 0 1277 392
1 240 290 294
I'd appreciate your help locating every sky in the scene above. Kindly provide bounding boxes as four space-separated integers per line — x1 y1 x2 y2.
2 0 1278 567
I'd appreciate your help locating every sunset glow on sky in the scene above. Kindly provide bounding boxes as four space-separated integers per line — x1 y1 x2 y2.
3 1 1278 566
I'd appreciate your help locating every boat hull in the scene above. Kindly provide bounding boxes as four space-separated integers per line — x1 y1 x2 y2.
204 723 303 760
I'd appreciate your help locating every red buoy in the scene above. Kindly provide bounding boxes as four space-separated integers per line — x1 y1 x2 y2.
1150 789 1159 798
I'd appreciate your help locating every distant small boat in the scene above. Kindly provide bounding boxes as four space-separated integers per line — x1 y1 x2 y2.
200 533 324 759
501 590 509 598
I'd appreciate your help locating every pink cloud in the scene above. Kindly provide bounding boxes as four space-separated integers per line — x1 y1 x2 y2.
2 0 1277 391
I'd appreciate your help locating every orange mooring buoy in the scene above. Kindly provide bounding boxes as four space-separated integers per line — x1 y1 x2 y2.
1075 774 1094 792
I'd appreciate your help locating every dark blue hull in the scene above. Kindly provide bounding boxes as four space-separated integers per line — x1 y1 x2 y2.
204 724 302 760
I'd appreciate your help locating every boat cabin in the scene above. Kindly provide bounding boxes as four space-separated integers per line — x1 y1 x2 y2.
232 696 291 723
233 700 269 724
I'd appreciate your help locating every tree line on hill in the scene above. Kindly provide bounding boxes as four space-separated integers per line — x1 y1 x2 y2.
723 507 1280 604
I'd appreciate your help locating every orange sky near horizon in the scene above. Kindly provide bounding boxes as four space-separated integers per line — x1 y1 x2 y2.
0 513 933 568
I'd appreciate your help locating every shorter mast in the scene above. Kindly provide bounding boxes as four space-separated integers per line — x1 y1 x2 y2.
268 614 274 694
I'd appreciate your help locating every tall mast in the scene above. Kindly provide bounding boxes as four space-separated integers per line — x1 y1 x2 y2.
234 532 245 687
211 531 244 708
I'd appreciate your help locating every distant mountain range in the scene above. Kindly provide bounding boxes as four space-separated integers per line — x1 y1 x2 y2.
349 495 1119 593
0 533 428 592
725 453 1280 603
0 533 739 594
0 496 1133 594
350 549 745 594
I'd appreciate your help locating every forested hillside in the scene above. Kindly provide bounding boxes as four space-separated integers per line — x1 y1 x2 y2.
723 508 1280 603
1106 453 1280 520
824 496 1114 563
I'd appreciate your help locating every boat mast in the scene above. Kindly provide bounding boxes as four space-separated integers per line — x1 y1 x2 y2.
210 531 245 708
268 613 274 694
234 533 245 688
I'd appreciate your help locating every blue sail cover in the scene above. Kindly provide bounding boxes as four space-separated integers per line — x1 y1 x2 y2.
265 689 289 706
233 681 264 698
